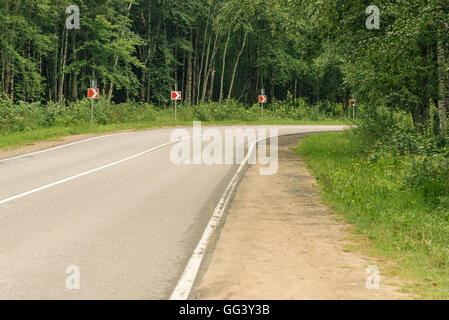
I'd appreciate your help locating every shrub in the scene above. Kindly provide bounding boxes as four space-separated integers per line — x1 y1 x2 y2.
403 154 449 205
361 105 449 210
0 98 344 134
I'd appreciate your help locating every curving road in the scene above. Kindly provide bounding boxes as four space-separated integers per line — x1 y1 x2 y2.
0 125 346 299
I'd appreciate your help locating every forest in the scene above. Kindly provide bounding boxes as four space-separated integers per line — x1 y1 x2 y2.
0 0 349 106
1 0 449 298
0 0 448 131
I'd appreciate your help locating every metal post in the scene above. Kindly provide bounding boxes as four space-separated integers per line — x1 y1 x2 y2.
175 82 177 121
90 79 97 125
261 88 265 122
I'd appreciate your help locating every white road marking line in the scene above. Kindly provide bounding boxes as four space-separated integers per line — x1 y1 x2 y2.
0 133 130 163
0 125 333 163
0 135 201 206
169 128 349 300
169 135 274 300
0 128 177 163
0 125 259 163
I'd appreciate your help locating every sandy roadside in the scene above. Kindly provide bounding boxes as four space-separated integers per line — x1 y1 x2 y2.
195 134 411 300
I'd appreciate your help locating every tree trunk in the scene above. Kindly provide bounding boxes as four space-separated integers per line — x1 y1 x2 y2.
196 0 215 104
59 28 68 102
10 64 14 101
294 78 297 99
219 25 231 102
185 29 193 105
146 73 151 103
192 27 199 105
438 40 448 135
181 50 185 95
208 62 216 102
53 26 59 101
201 29 219 103
108 2 133 102
227 30 248 100
200 27 213 103
1 57 4 93
5 59 10 95
141 69 146 102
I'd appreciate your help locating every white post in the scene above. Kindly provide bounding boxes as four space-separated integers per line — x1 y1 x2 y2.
175 82 178 121
90 79 97 124
261 88 265 122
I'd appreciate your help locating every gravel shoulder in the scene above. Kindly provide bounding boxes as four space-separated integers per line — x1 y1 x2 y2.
195 134 410 300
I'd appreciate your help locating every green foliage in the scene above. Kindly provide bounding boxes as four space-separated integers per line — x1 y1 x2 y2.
404 153 449 205
0 0 357 105
360 118 449 208
0 96 343 134
298 131 449 298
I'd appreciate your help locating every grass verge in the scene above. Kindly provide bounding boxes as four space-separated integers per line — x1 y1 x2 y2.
296 131 449 299
0 119 346 150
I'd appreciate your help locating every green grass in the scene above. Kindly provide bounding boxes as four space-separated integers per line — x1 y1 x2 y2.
296 131 449 299
0 119 346 150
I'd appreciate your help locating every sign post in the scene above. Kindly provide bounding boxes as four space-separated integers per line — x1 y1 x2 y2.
349 99 357 121
259 89 267 121
175 83 177 121
171 83 181 120
88 79 99 124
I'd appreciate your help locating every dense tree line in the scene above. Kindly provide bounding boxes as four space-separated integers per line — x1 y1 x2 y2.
0 0 349 106
1 0 448 134
314 0 449 134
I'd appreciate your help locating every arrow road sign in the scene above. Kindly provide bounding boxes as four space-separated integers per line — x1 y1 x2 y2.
349 99 357 107
88 88 99 99
259 95 267 103
171 91 182 101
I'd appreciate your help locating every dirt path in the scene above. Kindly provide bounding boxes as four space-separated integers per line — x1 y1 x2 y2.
195 134 410 300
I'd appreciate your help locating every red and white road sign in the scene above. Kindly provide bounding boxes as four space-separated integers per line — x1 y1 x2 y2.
259 95 267 103
171 91 182 101
88 88 99 99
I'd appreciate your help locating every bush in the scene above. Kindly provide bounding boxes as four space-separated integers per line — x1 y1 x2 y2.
403 154 449 205
355 105 408 138
0 97 344 134
360 105 449 209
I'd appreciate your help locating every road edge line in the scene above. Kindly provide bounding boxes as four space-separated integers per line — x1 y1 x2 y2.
169 130 347 300
169 137 262 300
0 129 173 163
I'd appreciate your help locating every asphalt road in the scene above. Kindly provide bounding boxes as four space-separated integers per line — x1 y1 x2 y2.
0 125 345 299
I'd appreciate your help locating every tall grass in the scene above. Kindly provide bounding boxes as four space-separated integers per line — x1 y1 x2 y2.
297 131 449 299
